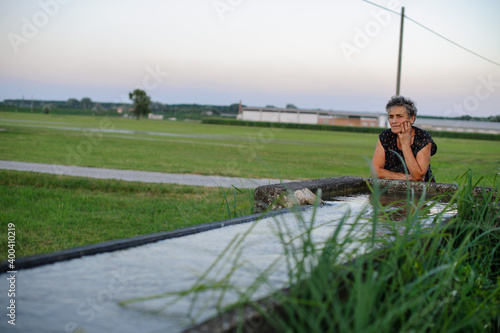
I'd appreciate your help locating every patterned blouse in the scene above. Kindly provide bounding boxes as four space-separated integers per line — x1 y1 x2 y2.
379 126 437 182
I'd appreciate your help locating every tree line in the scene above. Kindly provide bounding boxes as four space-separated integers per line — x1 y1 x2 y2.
4 94 498 122
3 94 242 120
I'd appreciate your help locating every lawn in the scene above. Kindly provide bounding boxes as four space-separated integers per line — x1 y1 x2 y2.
0 170 252 259
0 112 498 183
0 112 499 258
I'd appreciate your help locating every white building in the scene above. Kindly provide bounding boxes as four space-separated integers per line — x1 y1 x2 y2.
238 106 387 128
148 113 164 120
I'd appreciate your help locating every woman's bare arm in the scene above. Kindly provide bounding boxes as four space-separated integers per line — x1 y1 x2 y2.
371 139 415 180
398 122 431 181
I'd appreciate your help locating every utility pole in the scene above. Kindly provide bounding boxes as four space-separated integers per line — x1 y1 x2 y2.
396 6 405 96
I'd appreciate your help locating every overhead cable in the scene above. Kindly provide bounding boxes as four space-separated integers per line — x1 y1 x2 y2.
361 0 500 67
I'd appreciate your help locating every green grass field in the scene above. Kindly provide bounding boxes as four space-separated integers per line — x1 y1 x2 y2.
1 112 499 182
1 111 499 258
0 170 253 259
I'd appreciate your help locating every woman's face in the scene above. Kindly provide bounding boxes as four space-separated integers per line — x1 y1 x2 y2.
388 106 415 134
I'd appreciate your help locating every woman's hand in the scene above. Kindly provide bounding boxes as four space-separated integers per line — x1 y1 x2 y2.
398 121 412 147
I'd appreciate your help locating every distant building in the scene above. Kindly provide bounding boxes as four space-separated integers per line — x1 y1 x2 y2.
238 106 387 128
148 113 164 120
416 118 500 134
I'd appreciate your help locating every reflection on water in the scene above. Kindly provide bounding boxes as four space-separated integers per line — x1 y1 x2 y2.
326 192 457 241
328 191 457 225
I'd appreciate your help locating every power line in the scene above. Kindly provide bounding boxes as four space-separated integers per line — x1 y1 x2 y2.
362 0 400 15
361 0 500 67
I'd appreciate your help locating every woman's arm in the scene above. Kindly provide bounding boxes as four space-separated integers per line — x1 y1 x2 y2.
399 122 431 181
371 139 415 180
400 142 432 181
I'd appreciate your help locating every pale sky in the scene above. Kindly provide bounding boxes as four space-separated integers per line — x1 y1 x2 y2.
1 0 499 117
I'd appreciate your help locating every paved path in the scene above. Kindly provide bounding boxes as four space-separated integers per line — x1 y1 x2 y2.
0 160 290 188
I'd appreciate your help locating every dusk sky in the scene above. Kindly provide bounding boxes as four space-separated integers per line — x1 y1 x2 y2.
1 0 499 117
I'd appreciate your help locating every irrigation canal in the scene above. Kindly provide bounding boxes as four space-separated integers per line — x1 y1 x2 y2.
0 195 454 333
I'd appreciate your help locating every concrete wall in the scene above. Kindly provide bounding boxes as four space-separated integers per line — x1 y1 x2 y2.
148 113 164 120
361 117 379 127
318 116 334 125
253 177 461 213
281 112 318 124
242 111 277 122
242 110 318 124
241 109 387 128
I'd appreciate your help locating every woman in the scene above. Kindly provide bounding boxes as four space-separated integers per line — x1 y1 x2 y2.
372 96 437 182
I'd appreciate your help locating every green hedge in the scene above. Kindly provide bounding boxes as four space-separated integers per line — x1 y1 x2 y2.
202 118 500 141
202 118 383 134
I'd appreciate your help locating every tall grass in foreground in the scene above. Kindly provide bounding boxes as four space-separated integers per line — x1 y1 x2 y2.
121 171 500 332
262 172 500 333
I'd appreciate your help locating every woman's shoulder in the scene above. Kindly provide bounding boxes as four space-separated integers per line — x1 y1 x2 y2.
412 126 437 154
412 126 432 137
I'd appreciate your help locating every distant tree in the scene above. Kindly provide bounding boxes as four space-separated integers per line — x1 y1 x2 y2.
265 105 277 109
92 103 103 115
43 104 51 114
81 97 92 109
129 89 151 119
229 103 241 113
151 102 164 112
67 98 80 109
286 103 298 109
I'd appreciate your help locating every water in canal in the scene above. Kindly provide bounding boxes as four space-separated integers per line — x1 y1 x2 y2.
0 193 455 333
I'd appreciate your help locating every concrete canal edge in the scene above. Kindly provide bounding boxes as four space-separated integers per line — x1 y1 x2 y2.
0 207 311 273
0 177 465 274
253 176 461 213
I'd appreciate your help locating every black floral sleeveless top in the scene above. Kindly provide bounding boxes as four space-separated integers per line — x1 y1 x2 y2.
379 126 437 182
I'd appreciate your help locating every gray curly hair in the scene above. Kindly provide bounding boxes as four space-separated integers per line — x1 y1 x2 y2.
385 96 418 119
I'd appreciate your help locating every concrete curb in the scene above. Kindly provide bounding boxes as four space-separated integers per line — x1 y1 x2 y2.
0 206 311 273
